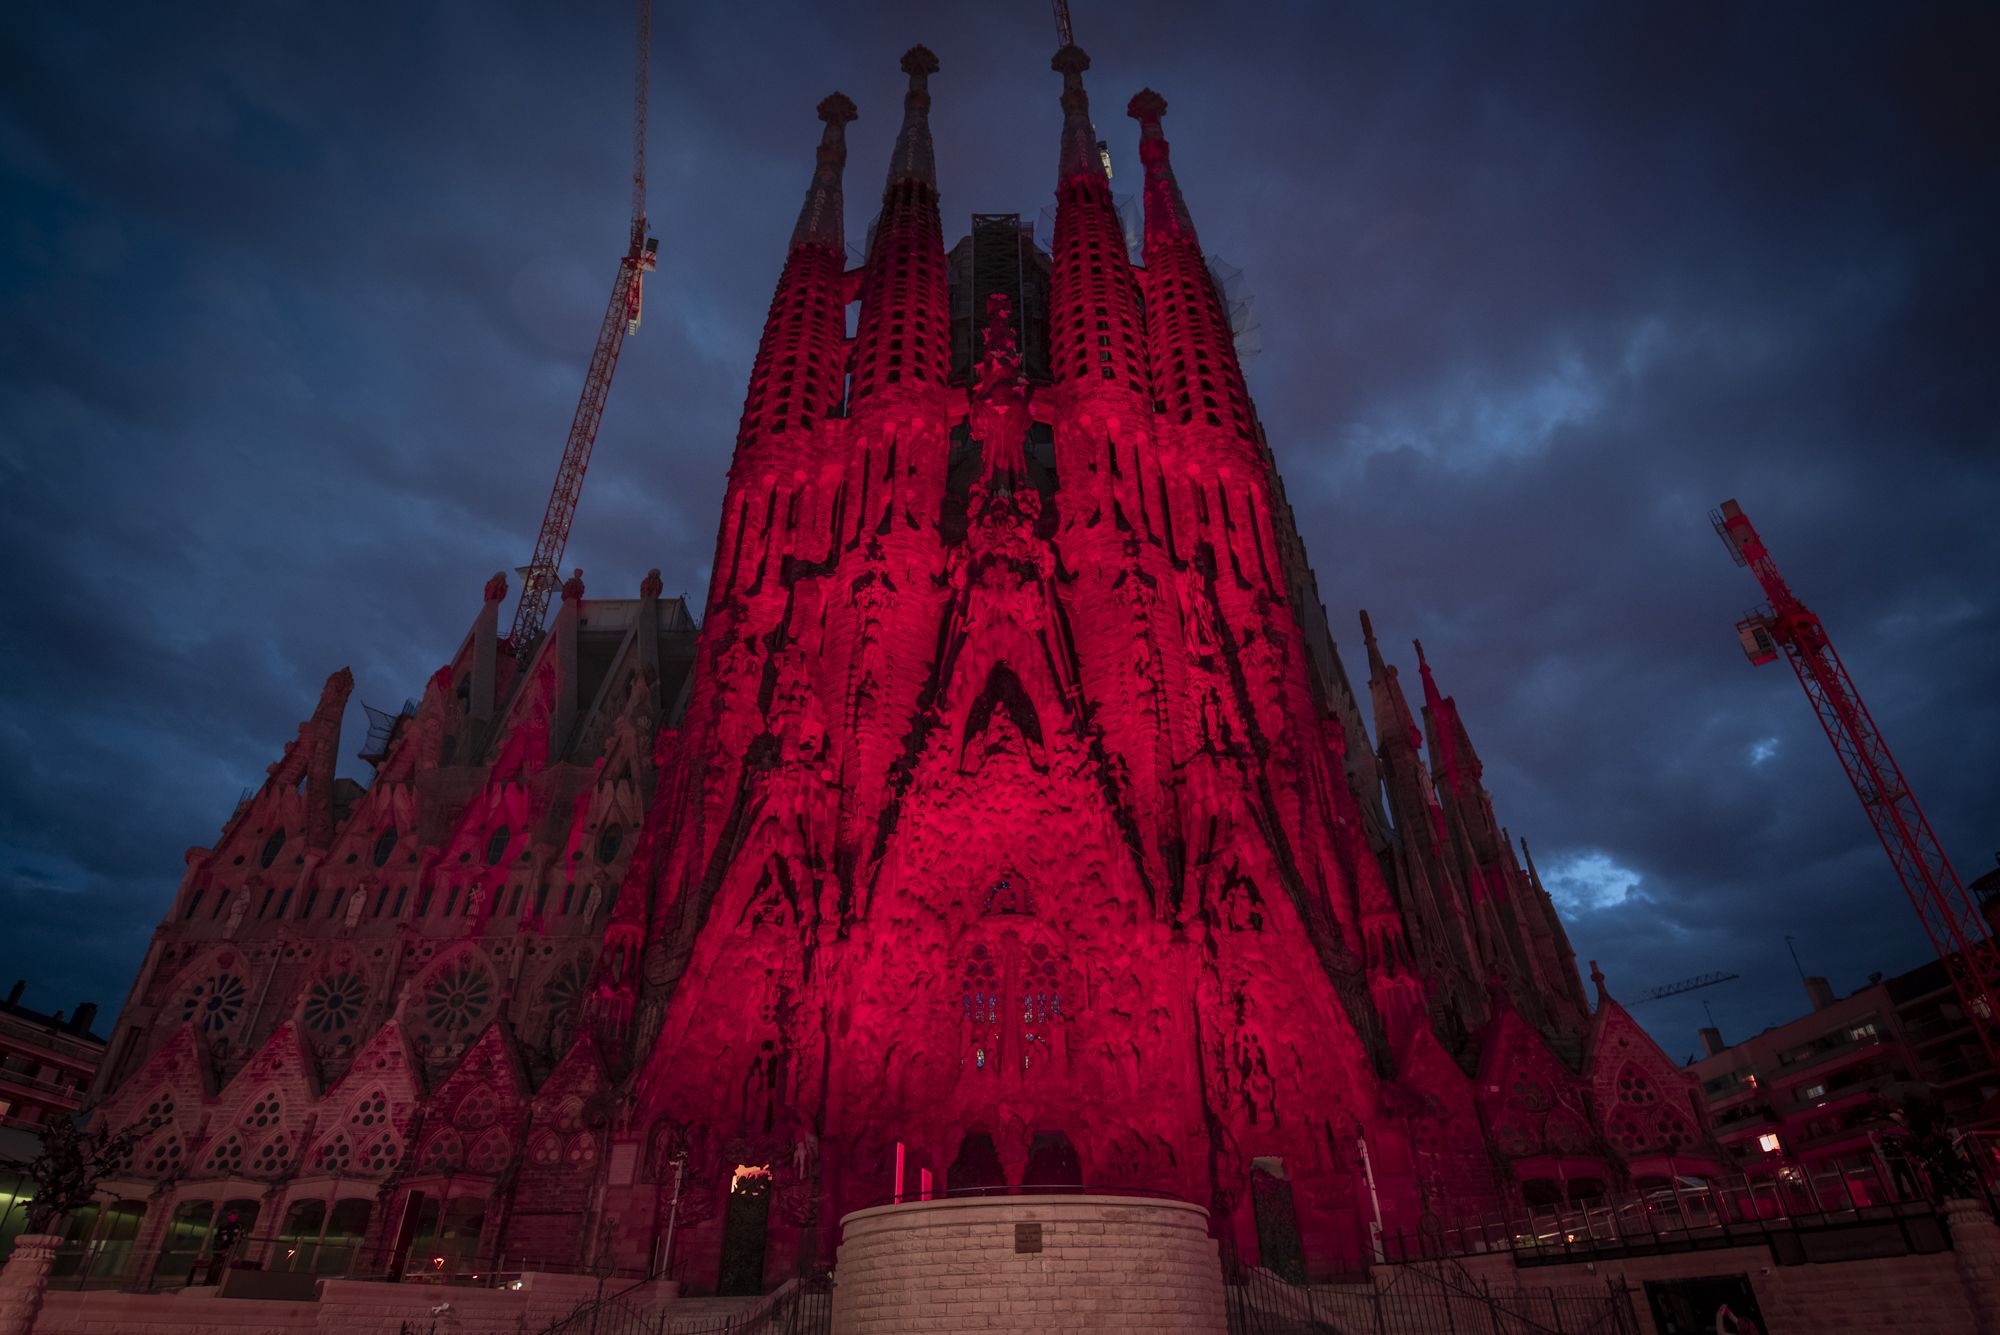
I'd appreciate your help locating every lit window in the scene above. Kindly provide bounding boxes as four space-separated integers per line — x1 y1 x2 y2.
1803 1083 1827 1101
1758 1133 1781 1154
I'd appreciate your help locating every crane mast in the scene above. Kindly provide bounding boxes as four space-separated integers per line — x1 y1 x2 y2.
1714 498 2000 1065
1052 0 1075 48
508 0 658 654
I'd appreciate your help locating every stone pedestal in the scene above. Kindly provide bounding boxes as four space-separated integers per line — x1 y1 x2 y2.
1946 1198 2000 1335
833 1194 1226 1334
0 1233 62 1335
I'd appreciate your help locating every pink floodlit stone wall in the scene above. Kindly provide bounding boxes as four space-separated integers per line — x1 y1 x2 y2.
830 1195 1225 1334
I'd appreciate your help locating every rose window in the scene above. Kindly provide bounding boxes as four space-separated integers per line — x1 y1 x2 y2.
530 1132 562 1166
547 957 590 1029
142 1094 176 1129
304 971 368 1033
564 1134 598 1167
180 973 247 1034
421 959 495 1036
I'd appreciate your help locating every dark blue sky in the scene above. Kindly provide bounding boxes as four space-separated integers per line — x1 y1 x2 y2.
4 1 1995 1060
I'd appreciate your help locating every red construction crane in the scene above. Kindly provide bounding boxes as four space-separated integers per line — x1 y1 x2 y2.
1713 498 2000 1064
507 0 659 653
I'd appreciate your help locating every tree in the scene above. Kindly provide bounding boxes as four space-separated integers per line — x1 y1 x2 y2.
0 1114 140 1236
1888 1093 1982 1204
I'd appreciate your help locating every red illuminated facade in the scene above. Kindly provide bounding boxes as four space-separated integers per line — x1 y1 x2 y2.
83 45 1719 1290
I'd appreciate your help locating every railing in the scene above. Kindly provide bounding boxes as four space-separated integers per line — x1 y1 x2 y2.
533 1273 831 1335
44 1227 640 1293
1384 1164 1944 1266
1220 1236 1639 1334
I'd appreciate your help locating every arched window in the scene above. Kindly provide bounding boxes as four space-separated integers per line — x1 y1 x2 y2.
956 916 1072 1077
961 943 1002 1072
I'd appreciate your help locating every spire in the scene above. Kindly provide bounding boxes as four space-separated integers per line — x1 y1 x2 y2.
1045 46 1146 399
1360 612 1421 754
1413 638 1465 796
885 45 938 189
1052 45 1105 185
1360 609 1390 684
1126 89 1196 247
847 51 948 407
791 93 856 252
1124 85 1256 441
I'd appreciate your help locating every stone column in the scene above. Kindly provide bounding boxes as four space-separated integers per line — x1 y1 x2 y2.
0 1233 61 1335
1946 1198 2000 1335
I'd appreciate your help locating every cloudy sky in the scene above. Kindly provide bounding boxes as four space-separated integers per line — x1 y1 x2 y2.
4 1 1995 1061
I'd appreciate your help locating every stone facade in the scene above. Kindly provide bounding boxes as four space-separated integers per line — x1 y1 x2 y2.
74 39 1727 1296
832 1196 1225 1334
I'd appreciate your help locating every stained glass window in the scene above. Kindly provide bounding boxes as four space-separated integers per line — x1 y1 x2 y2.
962 942 1001 1071
421 958 496 1037
303 971 367 1034
180 973 247 1035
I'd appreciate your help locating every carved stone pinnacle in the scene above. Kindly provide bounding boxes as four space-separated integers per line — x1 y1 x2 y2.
817 92 858 127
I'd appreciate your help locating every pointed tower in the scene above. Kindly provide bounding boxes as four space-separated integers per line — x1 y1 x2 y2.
711 92 856 611
1126 90 1255 449
1413 638 1578 1025
1049 48 1149 406
832 47 957 866
1359 613 1486 1024
848 46 948 408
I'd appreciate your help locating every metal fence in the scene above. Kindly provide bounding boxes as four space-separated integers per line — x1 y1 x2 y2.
1222 1245 1640 1335
1383 1164 1948 1265
533 1273 832 1335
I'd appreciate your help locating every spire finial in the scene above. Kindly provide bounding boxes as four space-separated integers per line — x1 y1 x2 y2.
1052 45 1105 184
791 94 855 251
886 47 939 188
1127 87 1197 245
1127 88 1166 134
1359 609 1377 646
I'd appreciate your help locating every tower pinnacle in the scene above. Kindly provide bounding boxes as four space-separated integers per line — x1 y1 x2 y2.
791 93 856 252
886 46 939 188
1052 45 1104 184
1126 88 1196 244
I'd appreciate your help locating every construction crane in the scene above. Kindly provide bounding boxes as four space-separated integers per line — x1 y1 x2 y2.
1052 0 1075 48
507 0 660 654
1631 971 1739 1005
1713 498 2000 1065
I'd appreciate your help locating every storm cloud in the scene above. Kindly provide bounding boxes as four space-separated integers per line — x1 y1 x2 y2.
3 0 1995 1059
